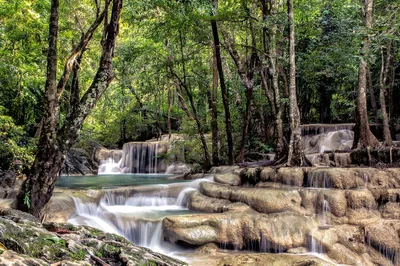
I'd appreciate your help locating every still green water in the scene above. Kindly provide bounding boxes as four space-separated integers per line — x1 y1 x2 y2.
56 174 187 189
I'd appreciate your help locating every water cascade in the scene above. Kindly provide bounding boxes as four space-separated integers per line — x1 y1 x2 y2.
302 129 354 154
68 177 213 253
98 141 169 174
119 142 169 174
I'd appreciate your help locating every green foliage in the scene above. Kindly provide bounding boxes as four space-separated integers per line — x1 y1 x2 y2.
23 192 31 209
0 107 36 170
1 0 399 164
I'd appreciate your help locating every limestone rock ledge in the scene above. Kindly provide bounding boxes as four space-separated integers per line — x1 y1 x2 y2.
0 210 186 266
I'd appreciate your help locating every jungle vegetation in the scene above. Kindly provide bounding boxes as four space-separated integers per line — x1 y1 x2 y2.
0 0 399 216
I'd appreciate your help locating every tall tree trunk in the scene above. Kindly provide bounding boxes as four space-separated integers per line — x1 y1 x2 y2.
379 44 392 146
209 44 220 166
16 0 123 218
367 68 379 124
270 24 286 161
353 0 379 149
286 0 305 166
16 0 60 218
211 0 234 165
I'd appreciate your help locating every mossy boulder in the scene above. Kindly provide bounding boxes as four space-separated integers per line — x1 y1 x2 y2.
0 214 186 266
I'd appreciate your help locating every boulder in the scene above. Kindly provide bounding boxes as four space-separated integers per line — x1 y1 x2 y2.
209 166 239 174
346 190 377 209
260 168 277 182
346 209 381 226
365 221 400 265
317 190 347 217
0 214 185 266
277 167 304 187
356 168 389 190
214 173 241 186
188 191 232 213
381 202 400 219
163 210 317 251
61 148 97 175
306 168 361 189
199 182 303 214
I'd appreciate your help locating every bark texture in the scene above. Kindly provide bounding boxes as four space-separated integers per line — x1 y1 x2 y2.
379 44 392 146
16 0 123 218
353 0 379 149
286 0 305 166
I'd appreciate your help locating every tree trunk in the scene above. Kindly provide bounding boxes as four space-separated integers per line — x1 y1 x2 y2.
379 44 392 146
286 0 305 166
16 0 123 218
269 24 286 161
167 77 172 140
16 0 60 217
389 47 395 138
210 44 220 166
211 0 234 165
237 89 253 162
367 68 379 124
353 0 379 149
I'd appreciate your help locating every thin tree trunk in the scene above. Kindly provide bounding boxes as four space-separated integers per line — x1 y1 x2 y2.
238 89 253 162
167 76 172 140
367 68 379 124
353 0 379 149
379 44 392 146
211 0 234 165
16 0 123 217
210 44 220 166
389 47 395 138
286 0 305 166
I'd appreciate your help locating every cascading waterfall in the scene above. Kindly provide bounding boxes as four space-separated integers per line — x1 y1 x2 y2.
302 129 354 154
98 142 168 174
68 177 213 253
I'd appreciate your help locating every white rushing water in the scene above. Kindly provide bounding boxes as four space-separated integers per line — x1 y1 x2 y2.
68 177 213 254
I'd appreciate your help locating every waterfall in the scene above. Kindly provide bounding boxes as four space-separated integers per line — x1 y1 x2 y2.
98 142 168 174
302 129 354 154
68 177 214 252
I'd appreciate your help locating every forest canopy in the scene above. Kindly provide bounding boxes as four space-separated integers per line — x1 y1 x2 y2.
1 0 399 170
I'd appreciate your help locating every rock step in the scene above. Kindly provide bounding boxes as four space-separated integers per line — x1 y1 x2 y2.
163 210 317 251
234 167 400 190
198 182 400 222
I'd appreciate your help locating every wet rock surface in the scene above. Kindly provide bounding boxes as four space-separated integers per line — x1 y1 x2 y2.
0 212 186 266
44 165 400 265
162 166 400 265
188 252 337 266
